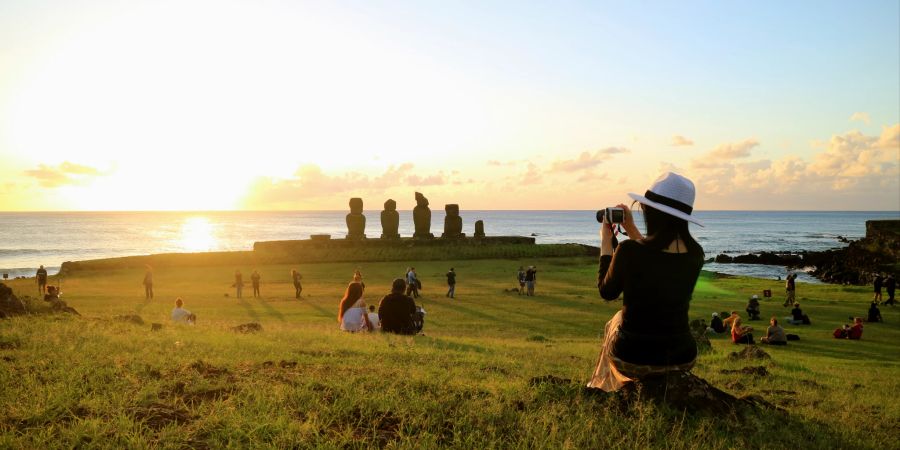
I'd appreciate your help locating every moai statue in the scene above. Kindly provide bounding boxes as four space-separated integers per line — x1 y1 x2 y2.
442 204 464 238
412 192 434 239
474 220 485 238
346 197 366 240
380 199 400 239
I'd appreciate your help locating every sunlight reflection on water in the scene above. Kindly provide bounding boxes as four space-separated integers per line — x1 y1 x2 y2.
176 217 217 252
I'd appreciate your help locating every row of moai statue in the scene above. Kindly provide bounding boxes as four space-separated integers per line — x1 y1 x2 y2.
345 192 485 240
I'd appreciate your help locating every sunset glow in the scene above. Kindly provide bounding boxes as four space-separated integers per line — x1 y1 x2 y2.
1 1 898 211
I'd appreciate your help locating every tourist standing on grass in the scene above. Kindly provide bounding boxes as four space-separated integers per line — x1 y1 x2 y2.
291 269 303 299
234 270 244 299
588 172 705 392
525 266 537 296
873 273 884 303
885 275 896 306
143 266 154 300
517 266 526 295
405 268 419 298
338 282 373 332
783 273 796 307
171 297 196 324
36 265 48 295
759 317 786 345
379 278 418 334
446 268 456 298
251 270 261 298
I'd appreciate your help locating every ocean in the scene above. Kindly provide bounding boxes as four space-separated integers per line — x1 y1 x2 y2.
1 211 897 282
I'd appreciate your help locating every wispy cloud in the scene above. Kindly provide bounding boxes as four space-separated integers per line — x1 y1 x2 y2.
24 161 108 187
849 112 871 124
671 135 694 147
550 147 629 172
705 138 760 160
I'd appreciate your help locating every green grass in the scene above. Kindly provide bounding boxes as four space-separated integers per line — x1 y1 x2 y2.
1 258 898 448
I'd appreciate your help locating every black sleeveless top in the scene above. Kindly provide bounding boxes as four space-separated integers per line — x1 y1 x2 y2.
598 239 704 366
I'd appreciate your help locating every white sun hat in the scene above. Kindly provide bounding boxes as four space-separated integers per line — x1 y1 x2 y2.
628 172 704 227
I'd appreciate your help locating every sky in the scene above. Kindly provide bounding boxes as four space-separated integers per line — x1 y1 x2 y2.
0 0 898 211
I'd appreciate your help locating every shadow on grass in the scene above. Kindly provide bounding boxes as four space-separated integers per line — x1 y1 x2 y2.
237 298 260 322
256 298 286 322
419 336 488 354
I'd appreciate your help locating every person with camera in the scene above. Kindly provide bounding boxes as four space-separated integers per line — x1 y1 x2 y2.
587 172 705 392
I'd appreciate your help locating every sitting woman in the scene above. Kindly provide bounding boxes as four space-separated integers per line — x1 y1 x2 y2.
787 303 810 325
867 302 882 323
708 312 726 333
731 317 755 344
848 317 864 340
588 173 705 392
833 324 851 339
171 297 196 324
759 317 786 345
338 282 373 332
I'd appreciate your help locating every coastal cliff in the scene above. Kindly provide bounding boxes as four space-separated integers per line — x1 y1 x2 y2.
808 219 900 284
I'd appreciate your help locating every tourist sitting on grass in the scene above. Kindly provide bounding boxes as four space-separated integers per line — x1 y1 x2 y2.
171 297 196 324
731 317 754 345
759 317 786 345
848 317 864 340
379 278 419 335
587 173 705 392
746 295 761 320
707 312 726 333
833 324 851 339
787 303 810 325
722 311 740 329
338 282 373 332
367 304 380 330
867 302 882 323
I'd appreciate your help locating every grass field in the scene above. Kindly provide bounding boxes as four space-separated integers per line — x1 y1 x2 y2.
1 257 898 448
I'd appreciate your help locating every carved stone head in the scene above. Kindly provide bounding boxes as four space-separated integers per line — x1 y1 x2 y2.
349 198 363 214
415 192 429 207
384 199 397 211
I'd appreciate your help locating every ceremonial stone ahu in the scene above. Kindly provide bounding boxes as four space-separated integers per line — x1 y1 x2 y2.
381 199 400 239
346 198 366 240
474 220 485 238
442 204 465 238
413 192 434 239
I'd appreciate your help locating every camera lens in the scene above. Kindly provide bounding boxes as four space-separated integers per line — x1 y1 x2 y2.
596 210 604 223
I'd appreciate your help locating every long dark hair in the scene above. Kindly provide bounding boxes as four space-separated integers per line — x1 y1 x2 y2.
338 282 364 322
640 204 704 257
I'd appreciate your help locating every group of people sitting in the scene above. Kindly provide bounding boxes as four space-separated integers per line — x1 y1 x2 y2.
338 277 425 335
833 317 864 340
708 310 798 345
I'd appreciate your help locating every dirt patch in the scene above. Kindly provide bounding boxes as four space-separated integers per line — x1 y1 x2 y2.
114 314 145 325
761 389 797 396
617 371 781 415
188 360 229 378
728 346 771 360
0 338 21 350
529 375 573 386
720 366 769 377
128 403 193 430
725 381 745 391
279 360 297 369
799 379 824 389
232 322 262 333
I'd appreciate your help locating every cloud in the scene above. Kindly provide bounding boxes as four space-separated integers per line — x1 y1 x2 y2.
849 112 871 124
707 139 759 160
243 163 452 208
550 147 630 172
671 135 694 147
24 161 108 187
522 162 542 183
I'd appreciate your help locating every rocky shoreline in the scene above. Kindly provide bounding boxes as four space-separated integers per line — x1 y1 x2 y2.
710 220 899 285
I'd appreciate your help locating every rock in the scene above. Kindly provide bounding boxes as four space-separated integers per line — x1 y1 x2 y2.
689 319 712 353
441 204 465 239
474 220 485 238
151 323 163 331
720 366 769 377
714 254 734 263
413 192 434 239
345 198 366 240
380 199 400 239
232 322 262 333
115 314 145 325
617 371 780 415
0 283 27 318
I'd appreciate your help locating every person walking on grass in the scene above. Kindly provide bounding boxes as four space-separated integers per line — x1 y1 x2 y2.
291 269 303 299
783 273 796 307
234 270 244 299
36 265 48 295
143 265 154 300
406 267 420 298
517 266 526 295
873 273 884 303
251 270 261 298
884 275 896 306
525 266 537 296
446 267 456 298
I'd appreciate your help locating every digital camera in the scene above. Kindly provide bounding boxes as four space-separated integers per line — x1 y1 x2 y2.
596 207 624 224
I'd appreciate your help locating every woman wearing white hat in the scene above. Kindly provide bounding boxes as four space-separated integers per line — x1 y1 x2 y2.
588 172 705 392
